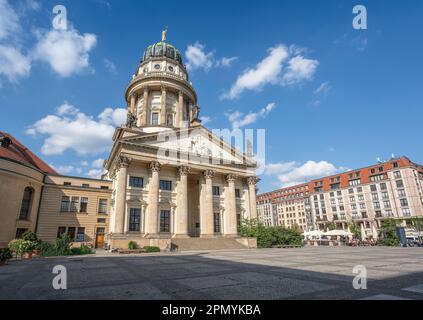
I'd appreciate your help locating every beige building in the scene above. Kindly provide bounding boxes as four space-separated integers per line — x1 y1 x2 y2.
0 131 112 248
103 34 258 250
257 157 423 237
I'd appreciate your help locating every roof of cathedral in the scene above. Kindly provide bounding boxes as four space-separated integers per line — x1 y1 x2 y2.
0 131 57 174
141 41 184 65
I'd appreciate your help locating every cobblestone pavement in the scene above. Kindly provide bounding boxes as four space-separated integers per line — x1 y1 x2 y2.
1 247 422 300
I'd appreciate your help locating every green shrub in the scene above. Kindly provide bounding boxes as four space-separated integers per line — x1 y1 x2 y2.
128 241 138 250
143 246 160 253
8 239 38 257
239 219 303 248
71 245 94 255
39 242 57 257
21 230 38 242
54 234 72 256
0 248 13 262
380 219 400 246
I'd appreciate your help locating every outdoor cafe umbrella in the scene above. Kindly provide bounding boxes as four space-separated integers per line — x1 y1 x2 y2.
372 224 378 240
360 223 367 241
323 229 353 237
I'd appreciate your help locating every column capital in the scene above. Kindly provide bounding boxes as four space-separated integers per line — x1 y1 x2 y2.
226 174 237 183
203 170 215 179
118 156 131 168
247 176 260 185
149 161 161 172
178 166 191 176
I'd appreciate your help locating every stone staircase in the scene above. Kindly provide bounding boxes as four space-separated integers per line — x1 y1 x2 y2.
171 237 251 251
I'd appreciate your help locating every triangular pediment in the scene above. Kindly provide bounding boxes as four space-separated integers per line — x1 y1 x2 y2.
117 126 256 168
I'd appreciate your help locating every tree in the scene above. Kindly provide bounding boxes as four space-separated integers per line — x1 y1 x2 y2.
324 222 336 231
379 219 400 246
348 222 361 239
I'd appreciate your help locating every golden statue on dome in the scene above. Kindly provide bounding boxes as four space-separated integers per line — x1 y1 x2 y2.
162 28 168 42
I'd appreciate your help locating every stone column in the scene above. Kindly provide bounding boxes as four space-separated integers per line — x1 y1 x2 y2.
114 156 131 234
142 88 149 126
145 161 161 237
247 177 259 219
224 174 238 236
178 90 184 127
174 166 190 237
130 92 137 114
201 170 215 237
160 87 167 125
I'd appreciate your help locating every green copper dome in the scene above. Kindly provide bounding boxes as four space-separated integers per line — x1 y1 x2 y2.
142 42 183 65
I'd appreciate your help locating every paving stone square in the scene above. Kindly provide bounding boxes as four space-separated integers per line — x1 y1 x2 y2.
0 247 422 300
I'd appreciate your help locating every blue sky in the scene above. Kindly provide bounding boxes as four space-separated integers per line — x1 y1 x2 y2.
1 0 422 192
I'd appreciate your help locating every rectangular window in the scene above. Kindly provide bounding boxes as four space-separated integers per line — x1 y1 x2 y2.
370 185 377 192
129 176 144 188
349 196 355 203
63 182 71 186
82 184 90 188
382 192 389 199
159 180 172 191
398 189 406 197
160 210 171 233
356 187 363 193
372 193 379 201
396 180 404 188
67 227 76 240
394 171 401 179
360 203 366 210
373 201 381 209
80 197 88 213
70 196 79 212
76 227 85 242
57 227 66 238
60 196 70 212
235 189 241 198
212 186 220 196
214 212 221 233
96 227 105 234
98 199 108 214
97 218 106 223
15 228 28 239
349 179 361 186
151 112 159 125
400 198 409 207
348 188 354 194
129 208 141 232
383 200 391 208
380 182 387 190
402 208 411 216
358 195 364 201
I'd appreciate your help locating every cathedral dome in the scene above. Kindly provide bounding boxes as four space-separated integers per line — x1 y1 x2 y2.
141 41 183 65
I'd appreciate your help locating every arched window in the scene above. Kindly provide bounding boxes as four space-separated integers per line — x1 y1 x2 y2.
19 187 34 220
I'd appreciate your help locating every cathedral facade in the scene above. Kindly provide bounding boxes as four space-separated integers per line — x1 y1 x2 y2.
103 35 259 249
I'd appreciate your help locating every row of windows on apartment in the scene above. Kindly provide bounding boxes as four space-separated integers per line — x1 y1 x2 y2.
60 196 108 214
63 181 109 189
129 176 241 197
317 206 412 221
55 227 106 242
273 185 309 196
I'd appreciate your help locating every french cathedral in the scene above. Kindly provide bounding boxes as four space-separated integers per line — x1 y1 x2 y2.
102 32 259 249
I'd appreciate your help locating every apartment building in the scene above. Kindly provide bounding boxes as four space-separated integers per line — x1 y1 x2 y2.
257 157 423 236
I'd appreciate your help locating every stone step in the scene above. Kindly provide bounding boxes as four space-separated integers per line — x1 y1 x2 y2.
171 237 249 251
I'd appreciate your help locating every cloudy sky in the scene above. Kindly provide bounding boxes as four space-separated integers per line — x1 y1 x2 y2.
1 0 422 192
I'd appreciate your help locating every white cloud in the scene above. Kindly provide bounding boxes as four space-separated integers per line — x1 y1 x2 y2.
185 42 214 72
200 116 211 125
281 55 319 86
223 45 288 100
216 56 238 67
0 45 31 82
56 102 79 116
91 158 104 168
223 44 319 99
314 81 331 95
225 102 275 129
276 160 347 187
103 58 117 74
263 161 298 175
26 102 126 155
33 27 97 77
87 168 104 179
0 0 19 40
24 0 40 11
